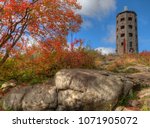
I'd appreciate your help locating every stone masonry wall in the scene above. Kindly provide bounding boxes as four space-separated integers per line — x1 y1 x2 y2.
116 11 138 55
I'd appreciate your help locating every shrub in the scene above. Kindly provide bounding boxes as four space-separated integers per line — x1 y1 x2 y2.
0 40 100 84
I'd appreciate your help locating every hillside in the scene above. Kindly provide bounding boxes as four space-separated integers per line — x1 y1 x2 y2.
0 51 150 111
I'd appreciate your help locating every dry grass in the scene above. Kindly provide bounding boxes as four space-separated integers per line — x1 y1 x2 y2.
104 52 150 72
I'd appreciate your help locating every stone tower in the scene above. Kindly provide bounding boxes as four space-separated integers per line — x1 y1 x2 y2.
116 7 138 55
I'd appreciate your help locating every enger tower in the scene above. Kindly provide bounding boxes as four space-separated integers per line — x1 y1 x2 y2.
116 7 138 55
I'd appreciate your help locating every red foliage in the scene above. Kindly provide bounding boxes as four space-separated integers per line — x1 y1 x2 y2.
0 0 82 65
140 51 150 56
13 39 96 77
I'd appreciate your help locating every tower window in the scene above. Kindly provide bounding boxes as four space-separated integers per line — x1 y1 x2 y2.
129 42 132 47
120 18 125 22
128 25 132 29
128 17 132 21
121 33 125 37
121 25 125 29
129 33 133 37
121 42 124 46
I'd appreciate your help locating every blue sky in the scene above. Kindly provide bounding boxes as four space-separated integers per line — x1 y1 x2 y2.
69 0 150 52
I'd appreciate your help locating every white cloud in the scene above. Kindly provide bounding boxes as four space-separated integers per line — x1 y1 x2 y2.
95 47 115 55
77 0 116 19
102 25 116 43
82 19 93 29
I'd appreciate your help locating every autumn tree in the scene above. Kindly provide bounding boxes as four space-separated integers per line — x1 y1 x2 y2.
0 0 82 66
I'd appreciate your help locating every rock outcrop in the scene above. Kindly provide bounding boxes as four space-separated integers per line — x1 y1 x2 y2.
2 86 32 110
115 71 150 111
0 80 17 92
127 72 150 87
137 88 150 110
22 84 57 111
55 69 133 110
2 84 57 111
115 87 150 111
0 69 143 111
125 65 150 73
115 106 140 111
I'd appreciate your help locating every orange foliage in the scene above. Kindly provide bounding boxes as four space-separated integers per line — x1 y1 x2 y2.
0 0 82 65
13 39 97 78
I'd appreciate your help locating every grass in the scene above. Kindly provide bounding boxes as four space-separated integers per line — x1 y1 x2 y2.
117 90 138 106
0 52 150 97
141 104 150 111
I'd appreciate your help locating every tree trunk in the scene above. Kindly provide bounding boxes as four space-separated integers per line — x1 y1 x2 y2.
0 52 9 67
